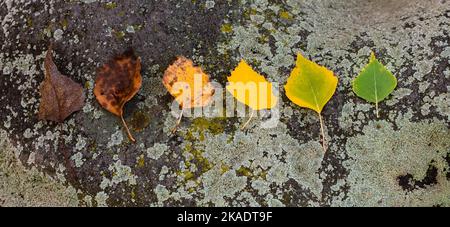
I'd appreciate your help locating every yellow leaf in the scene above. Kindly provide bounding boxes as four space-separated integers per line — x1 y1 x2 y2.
226 60 278 111
285 53 338 114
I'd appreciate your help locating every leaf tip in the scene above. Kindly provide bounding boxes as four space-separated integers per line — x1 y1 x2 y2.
238 59 249 66
296 52 307 63
370 51 377 62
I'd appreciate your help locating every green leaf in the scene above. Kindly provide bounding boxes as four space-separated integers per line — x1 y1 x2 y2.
285 53 338 152
352 52 397 117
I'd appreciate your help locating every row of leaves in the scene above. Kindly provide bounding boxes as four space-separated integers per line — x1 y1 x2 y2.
38 46 397 151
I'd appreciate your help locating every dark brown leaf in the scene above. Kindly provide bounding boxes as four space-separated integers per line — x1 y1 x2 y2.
38 46 85 123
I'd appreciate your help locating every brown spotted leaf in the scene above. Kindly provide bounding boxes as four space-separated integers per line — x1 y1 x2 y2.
94 50 142 142
38 46 85 123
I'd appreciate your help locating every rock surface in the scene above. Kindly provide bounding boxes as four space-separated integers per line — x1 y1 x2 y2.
0 0 449 207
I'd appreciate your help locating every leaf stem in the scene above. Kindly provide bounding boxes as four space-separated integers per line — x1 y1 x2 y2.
375 102 380 118
241 109 255 130
172 108 184 134
121 114 136 143
318 112 327 153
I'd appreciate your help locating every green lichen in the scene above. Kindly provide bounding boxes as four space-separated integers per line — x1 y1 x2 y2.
95 192 109 207
146 143 168 160
60 18 69 30
192 117 225 134
71 152 85 168
130 188 137 201
114 30 125 39
154 184 170 205
199 167 248 206
287 141 325 199
184 120 325 205
100 158 138 191
107 129 124 148
221 23 233 33
334 119 450 207
243 8 258 21
0 130 79 207
236 165 268 180
220 163 230 174
136 154 145 168
26 17 33 28
236 166 253 177
279 11 292 20
182 142 213 177
105 2 117 10
431 93 450 121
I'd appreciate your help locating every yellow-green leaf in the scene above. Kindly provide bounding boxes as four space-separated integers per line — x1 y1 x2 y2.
226 60 278 111
285 53 338 114
285 53 338 152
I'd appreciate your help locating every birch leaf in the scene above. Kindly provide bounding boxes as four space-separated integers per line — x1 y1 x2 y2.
226 60 278 110
38 46 85 123
226 60 278 129
285 53 338 114
352 52 397 117
285 53 338 151
162 56 215 132
163 56 215 109
94 49 142 142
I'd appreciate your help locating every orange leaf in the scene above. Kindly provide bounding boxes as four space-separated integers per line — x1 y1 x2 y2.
94 50 142 142
38 45 85 123
162 56 215 132
163 56 214 109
